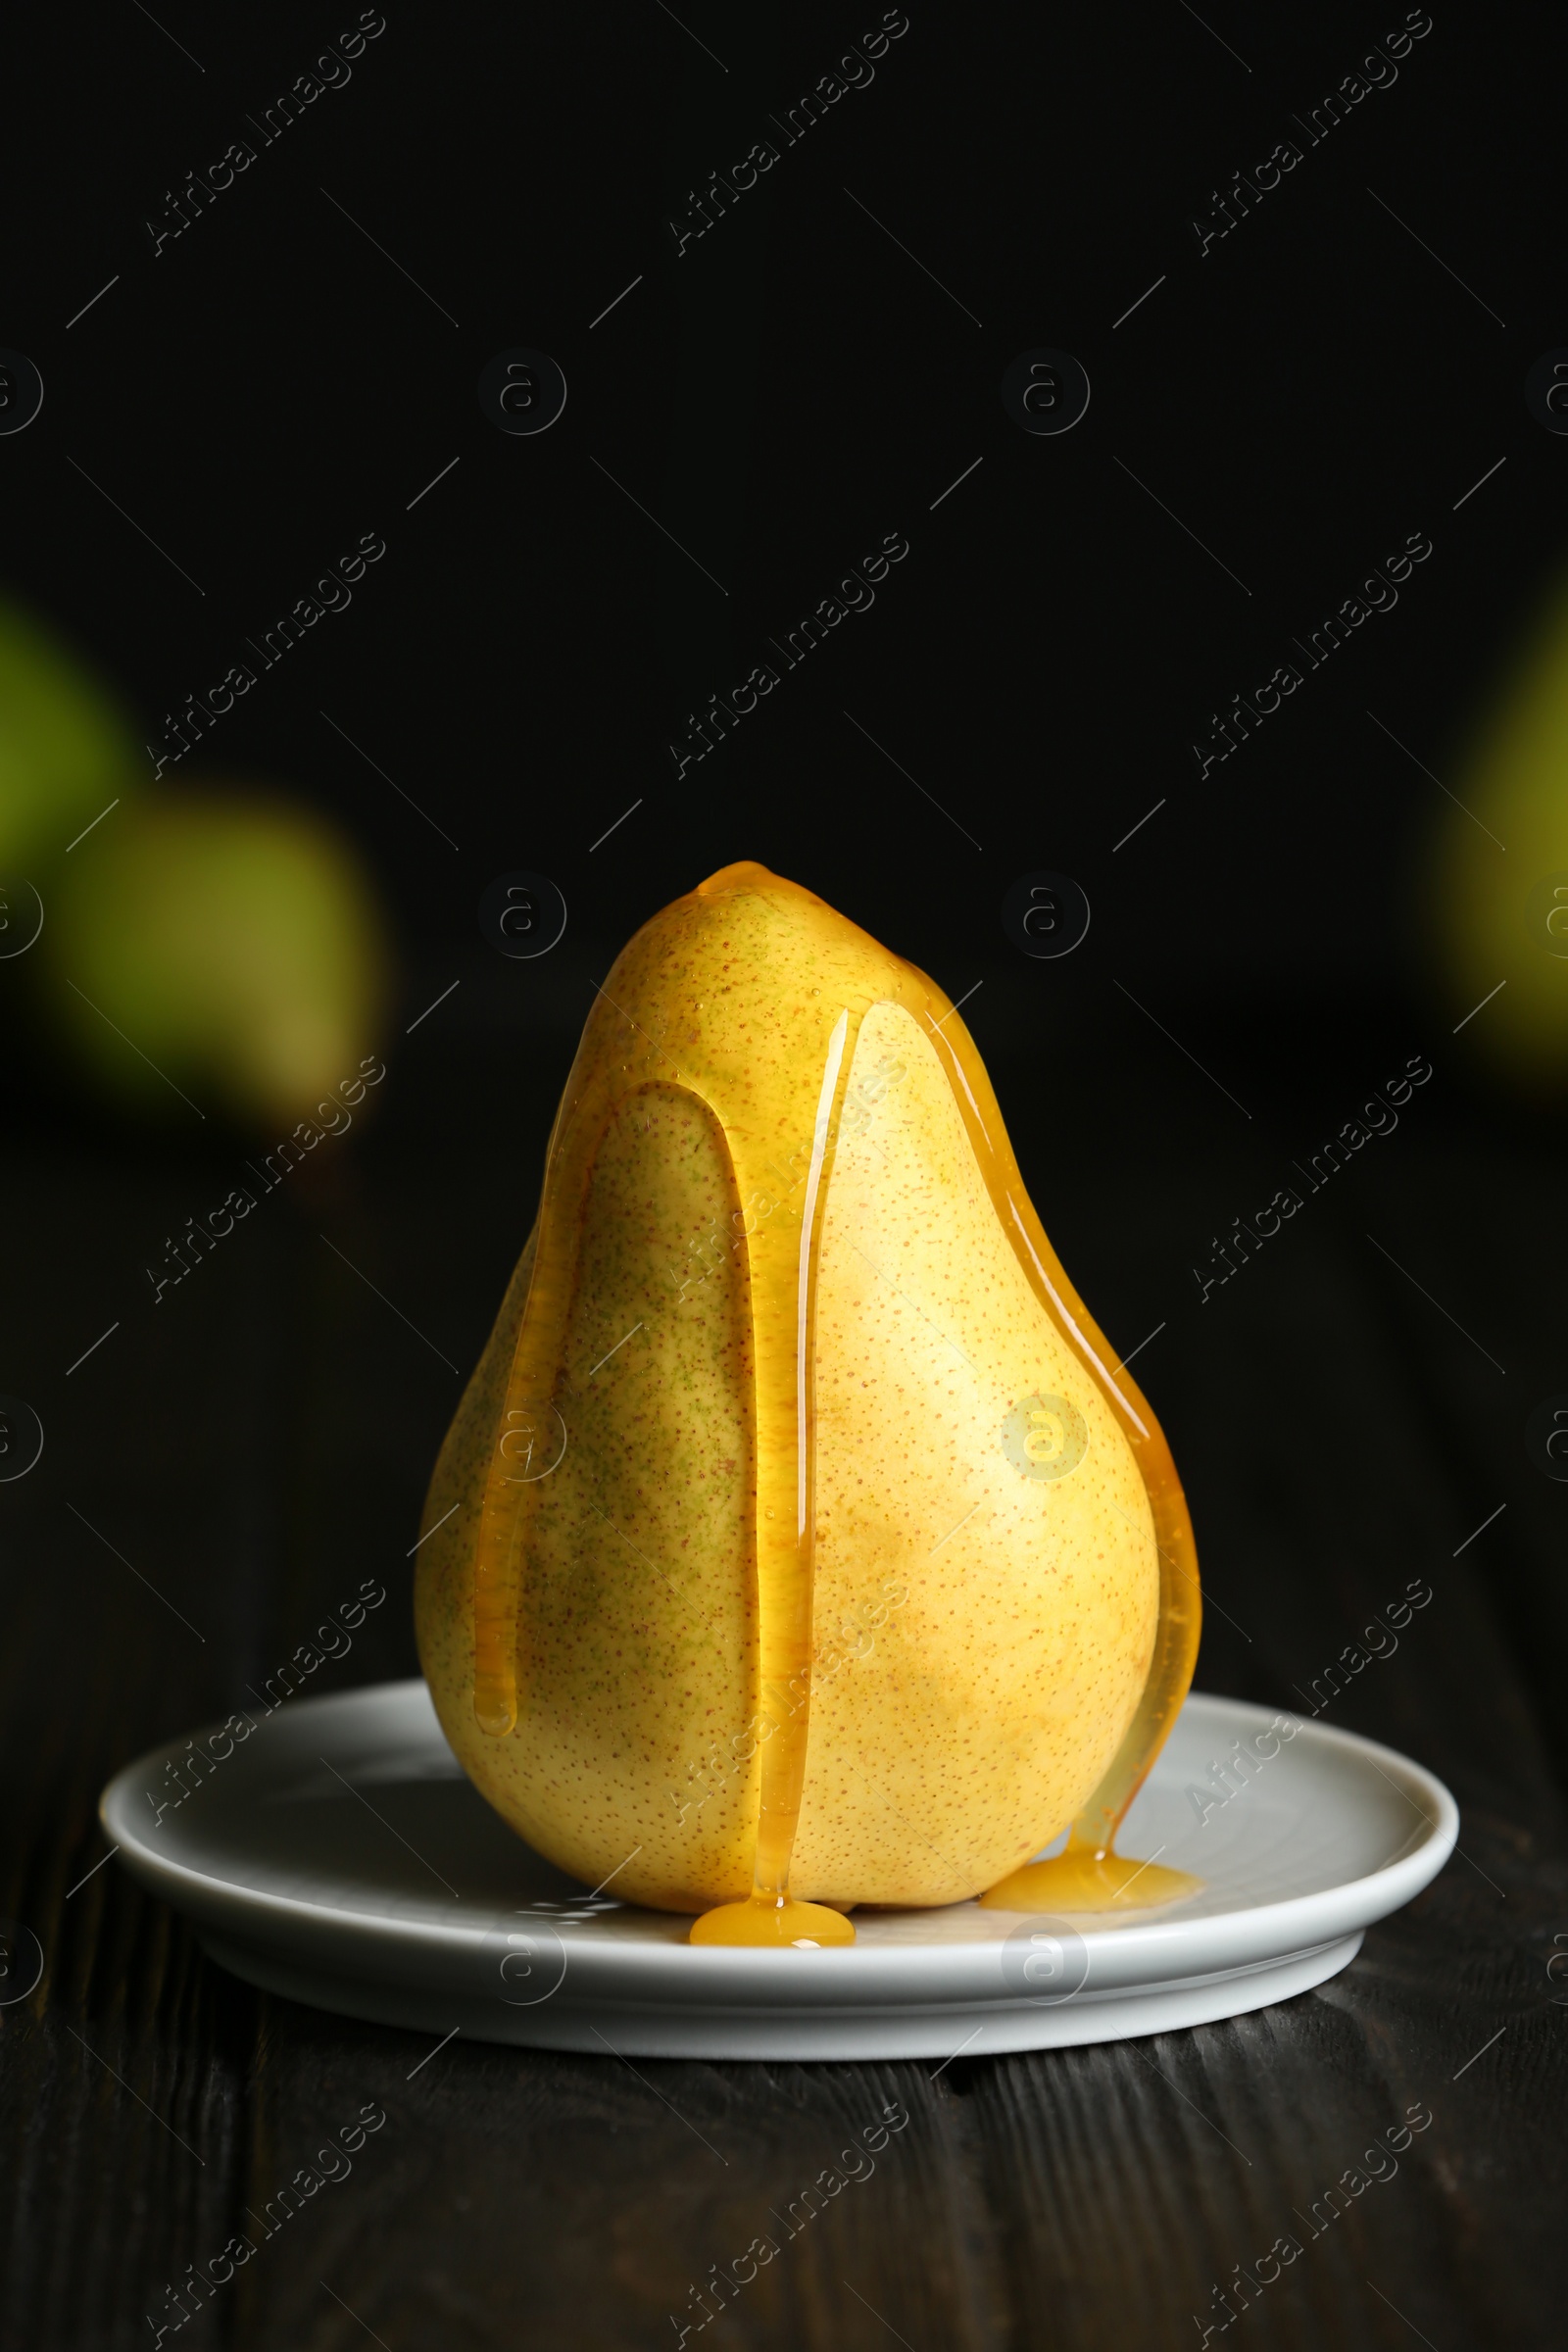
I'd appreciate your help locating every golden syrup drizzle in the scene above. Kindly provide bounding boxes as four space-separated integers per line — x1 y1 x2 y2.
690 1008 858 1949
909 1008 1201 1912
467 865 1201 1939
978 1843 1200 1914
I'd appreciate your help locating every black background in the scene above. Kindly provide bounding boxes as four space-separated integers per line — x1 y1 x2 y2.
3 3 1567 2347
5 0 1557 1010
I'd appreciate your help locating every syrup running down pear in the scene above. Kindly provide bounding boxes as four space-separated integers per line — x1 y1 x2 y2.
416 864 1201 1944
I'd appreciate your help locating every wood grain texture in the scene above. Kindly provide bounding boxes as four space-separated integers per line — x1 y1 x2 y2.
2 1085 1564 2352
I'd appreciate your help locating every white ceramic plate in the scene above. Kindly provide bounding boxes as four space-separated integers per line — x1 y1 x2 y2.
102 1682 1456 2061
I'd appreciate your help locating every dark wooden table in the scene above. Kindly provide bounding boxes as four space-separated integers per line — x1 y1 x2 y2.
3 1019 1564 2352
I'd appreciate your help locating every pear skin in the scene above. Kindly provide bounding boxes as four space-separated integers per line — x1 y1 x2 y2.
415 863 1199 1915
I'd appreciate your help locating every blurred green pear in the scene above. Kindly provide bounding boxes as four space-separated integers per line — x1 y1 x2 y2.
41 786 392 1129
1430 572 1568 1092
0 596 140 872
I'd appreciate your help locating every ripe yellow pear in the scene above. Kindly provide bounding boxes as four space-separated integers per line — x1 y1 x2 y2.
416 864 1200 1942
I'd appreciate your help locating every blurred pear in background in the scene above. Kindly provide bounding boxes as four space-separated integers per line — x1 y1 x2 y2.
0 596 139 871
0 593 393 1131
41 789 391 1129
1432 572 1568 1094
